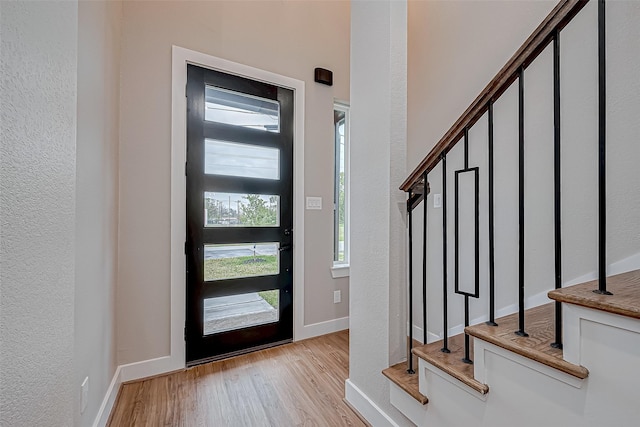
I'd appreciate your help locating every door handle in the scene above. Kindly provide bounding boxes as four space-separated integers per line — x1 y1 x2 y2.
279 244 292 252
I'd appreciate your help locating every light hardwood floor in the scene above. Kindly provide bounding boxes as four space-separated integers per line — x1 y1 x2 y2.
108 330 367 427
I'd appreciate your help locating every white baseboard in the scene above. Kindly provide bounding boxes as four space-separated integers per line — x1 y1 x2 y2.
408 288 553 343
117 318 350 381
609 252 640 276
92 317 349 425
563 252 640 287
119 355 182 383
92 366 122 427
409 324 440 345
295 316 349 341
92 355 183 426
345 379 401 427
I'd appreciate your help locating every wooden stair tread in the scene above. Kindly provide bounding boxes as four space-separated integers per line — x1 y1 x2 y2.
412 334 489 394
548 269 640 319
465 303 589 379
382 361 428 405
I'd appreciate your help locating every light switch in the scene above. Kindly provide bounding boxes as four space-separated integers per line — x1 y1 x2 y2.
434 194 442 208
306 196 322 210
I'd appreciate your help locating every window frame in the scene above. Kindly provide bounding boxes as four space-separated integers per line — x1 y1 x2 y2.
332 102 350 276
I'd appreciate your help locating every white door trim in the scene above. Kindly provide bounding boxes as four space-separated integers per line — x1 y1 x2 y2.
170 46 306 370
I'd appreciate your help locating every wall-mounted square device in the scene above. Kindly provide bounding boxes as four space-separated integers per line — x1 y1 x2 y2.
306 196 322 210
314 68 333 86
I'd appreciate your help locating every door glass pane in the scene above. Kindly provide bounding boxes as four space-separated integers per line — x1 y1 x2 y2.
205 192 279 227
205 139 280 180
203 290 279 335
205 85 280 132
204 243 279 281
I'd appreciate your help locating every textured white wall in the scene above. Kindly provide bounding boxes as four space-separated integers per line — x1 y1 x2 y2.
347 1 411 425
407 0 556 166
74 1 122 425
117 0 350 364
407 0 640 337
0 1 78 426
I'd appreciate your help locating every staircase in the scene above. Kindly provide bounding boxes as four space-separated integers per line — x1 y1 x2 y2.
384 0 640 425
384 270 640 426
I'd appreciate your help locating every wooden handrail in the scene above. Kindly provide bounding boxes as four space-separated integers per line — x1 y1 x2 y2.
400 0 589 192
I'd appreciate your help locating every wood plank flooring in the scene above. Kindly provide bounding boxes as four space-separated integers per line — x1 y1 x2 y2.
108 330 366 427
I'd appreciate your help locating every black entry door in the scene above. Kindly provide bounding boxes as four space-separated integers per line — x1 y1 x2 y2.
185 64 294 365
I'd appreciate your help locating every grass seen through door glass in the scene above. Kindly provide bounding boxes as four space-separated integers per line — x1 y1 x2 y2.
204 255 278 281
258 290 279 309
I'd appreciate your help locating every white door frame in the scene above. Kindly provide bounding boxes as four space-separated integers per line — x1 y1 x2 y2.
169 46 306 370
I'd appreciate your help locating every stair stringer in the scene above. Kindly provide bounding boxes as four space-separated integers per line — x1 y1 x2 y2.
392 307 640 427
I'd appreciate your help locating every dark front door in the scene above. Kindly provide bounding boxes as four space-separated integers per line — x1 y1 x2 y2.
185 64 294 365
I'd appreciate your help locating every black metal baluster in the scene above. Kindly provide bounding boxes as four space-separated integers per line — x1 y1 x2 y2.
464 128 469 169
407 194 415 374
516 67 529 337
595 0 612 295
455 128 478 364
463 296 471 364
473 164 480 361
463 128 471 364
487 101 498 327
454 166 480 364
441 154 450 353
423 173 428 345
454 159 462 359
552 31 563 349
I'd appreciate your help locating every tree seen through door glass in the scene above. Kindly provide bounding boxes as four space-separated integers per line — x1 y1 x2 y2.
204 243 279 281
204 192 279 227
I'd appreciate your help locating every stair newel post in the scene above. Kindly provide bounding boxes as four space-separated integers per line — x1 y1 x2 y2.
407 191 416 374
516 66 529 338
423 173 429 345
595 0 612 296
441 153 450 353
552 29 563 349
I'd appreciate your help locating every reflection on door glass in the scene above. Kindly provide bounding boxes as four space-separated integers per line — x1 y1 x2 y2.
204 192 279 227
204 243 279 281
203 289 279 335
205 85 280 132
205 139 280 180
